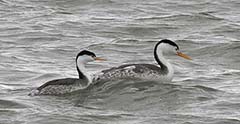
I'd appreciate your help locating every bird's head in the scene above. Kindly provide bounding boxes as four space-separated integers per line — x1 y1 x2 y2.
76 50 106 64
155 39 192 60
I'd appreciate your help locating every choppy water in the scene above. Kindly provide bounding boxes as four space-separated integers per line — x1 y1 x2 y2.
1 0 240 124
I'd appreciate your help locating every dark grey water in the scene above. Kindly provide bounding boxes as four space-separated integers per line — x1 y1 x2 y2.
1 0 240 124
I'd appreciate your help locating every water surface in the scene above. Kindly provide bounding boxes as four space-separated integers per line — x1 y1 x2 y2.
0 0 240 124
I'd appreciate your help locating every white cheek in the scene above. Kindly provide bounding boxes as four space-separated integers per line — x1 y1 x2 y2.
77 56 93 64
85 57 94 62
162 45 173 54
170 49 177 54
88 56 95 62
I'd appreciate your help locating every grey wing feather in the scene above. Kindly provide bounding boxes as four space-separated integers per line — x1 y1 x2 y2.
37 78 80 90
93 64 164 82
33 78 88 95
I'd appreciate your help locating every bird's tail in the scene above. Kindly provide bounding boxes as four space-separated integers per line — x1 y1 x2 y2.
28 89 40 96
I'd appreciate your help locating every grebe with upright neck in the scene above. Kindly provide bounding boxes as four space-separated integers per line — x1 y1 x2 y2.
93 39 191 82
29 50 105 96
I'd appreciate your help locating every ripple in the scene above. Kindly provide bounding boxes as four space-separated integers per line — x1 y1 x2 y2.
192 85 221 92
0 99 27 108
0 84 14 90
1 0 240 123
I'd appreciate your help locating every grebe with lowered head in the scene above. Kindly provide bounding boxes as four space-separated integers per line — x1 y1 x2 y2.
93 39 191 82
29 50 105 96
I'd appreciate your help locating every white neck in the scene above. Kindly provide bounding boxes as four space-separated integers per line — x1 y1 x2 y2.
157 50 174 81
76 57 92 84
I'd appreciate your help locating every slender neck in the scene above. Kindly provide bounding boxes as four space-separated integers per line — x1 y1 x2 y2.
76 58 91 83
154 48 168 70
154 47 174 80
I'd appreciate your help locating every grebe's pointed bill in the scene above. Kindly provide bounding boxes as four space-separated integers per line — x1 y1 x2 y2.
177 51 192 60
94 57 106 61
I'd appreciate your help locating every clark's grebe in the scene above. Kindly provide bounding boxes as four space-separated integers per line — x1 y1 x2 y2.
29 50 105 96
93 39 191 82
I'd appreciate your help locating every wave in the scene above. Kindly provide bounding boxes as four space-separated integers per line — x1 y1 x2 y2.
67 79 222 111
